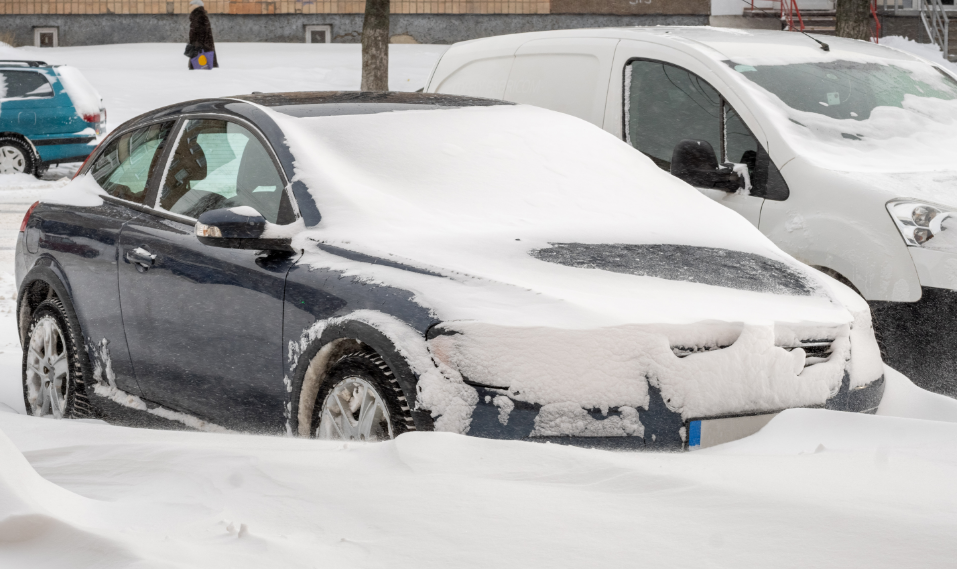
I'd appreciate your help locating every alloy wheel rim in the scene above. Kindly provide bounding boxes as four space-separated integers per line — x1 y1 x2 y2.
0 146 27 174
25 316 70 418
316 376 394 441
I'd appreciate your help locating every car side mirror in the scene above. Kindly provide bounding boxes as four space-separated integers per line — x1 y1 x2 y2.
670 139 742 192
195 207 293 251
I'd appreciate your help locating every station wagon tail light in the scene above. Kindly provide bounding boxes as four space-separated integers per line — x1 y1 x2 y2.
20 202 39 233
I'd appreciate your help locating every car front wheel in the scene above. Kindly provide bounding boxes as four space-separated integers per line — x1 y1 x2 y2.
22 299 82 418
311 350 414 441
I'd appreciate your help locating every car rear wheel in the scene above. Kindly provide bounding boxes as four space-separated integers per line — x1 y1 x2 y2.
0 138 35 176
311 350 414 441
22 299 82 418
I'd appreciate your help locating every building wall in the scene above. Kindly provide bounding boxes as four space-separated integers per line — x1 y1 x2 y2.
0 13 709 46
0 0 711 46
1 0 708 16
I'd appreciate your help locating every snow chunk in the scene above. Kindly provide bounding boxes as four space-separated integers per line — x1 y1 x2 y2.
530 402 644 437
54 66 102 118
41 174 105 207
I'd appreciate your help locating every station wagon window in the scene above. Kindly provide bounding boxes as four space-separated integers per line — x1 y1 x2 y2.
90 122 174 204
159 119 290 224
0 71 53 99
625 59 785 198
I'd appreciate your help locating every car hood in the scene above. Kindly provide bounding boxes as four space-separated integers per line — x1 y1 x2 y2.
840 169 957 210
272 104 856 329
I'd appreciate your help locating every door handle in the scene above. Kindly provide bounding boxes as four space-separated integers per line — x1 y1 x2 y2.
126 246 156 273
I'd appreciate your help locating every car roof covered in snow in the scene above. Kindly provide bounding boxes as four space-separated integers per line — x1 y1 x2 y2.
126 91 510 128
445 26 925 65
232 91 511 118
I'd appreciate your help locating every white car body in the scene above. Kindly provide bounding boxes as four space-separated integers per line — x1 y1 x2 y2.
425 27 957 394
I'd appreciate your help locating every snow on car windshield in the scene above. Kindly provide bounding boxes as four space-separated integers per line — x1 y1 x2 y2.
723 55 957 172
728 59 957 122
532 243 817 296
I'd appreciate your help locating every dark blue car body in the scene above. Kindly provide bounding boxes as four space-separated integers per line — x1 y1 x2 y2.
15 92 884 449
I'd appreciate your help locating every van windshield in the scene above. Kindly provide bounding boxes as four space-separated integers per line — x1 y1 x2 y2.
727 59 957 121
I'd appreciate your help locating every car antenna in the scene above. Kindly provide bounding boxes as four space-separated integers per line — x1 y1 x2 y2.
801 31 830 51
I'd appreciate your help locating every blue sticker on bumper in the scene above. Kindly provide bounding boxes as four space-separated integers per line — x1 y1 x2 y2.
689 420 701 448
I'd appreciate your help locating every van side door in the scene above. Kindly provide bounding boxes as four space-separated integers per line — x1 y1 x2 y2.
609 41 788 227
503 38 619 127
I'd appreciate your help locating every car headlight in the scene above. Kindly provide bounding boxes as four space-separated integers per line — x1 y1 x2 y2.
886 199 957 249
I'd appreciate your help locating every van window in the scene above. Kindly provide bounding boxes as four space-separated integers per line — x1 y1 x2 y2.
625 59 787 199
0 71 53 99
626 60 722 170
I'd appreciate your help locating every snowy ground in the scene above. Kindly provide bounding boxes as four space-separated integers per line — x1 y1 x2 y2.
1 41 957 566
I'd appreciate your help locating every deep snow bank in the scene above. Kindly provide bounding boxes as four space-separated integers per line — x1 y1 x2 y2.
1 398 957 567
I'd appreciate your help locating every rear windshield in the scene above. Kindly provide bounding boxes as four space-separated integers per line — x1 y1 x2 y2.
532 243 819 296
727 59 957 121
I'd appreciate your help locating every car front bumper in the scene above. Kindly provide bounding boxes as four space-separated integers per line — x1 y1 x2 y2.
464 372 885 451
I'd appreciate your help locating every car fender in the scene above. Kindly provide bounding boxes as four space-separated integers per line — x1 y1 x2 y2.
287 312 438 437
760 160 921 302
18 255 79 340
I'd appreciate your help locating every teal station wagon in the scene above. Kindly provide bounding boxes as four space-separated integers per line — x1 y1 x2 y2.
0 60 104 177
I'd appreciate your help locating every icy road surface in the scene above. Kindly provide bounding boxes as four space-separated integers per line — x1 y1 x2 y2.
0 40 957 566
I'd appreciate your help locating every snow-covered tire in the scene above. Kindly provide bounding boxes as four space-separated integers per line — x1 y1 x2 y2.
310 350 415 441
0 137 37 177
22 299 91 418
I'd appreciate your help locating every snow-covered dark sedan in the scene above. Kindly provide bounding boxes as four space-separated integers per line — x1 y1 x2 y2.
15 92 885 449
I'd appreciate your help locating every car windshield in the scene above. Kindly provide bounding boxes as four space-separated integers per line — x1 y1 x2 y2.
532 243 818 296
727 59 957 121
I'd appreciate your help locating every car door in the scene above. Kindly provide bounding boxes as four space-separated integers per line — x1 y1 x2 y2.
621 58 767 227
117 116 299 432
34 120 176 396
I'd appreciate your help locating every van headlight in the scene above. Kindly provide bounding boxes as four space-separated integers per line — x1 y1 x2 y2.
886 199 957 249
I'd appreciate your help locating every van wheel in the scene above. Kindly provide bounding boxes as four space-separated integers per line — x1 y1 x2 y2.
0 138 36 177
22 299 86 418
311 350 415 441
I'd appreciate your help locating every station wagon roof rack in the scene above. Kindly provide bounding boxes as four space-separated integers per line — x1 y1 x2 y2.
0 60 50 67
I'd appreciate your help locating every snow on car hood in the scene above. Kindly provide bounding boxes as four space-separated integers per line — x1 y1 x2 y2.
271 104 851 328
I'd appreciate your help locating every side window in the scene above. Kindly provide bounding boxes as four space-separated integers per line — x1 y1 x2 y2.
626 60 722 170
626 59 789 200
90 121 174 204
0 71 54 99
159 119 289 224
725 106 759 179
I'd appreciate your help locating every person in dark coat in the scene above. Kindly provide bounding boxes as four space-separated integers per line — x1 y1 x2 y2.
187 0 219 69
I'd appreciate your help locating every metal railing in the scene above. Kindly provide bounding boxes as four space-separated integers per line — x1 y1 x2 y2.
920 0 950 52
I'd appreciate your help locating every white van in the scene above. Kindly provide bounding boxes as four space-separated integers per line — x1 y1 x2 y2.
425 27 957 396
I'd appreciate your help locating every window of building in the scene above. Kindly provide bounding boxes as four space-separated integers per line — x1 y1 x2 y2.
34 28 58 48
305 25 332 44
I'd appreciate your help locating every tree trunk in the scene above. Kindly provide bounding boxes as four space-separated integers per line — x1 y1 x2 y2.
361 0 390 91
835 0 872 41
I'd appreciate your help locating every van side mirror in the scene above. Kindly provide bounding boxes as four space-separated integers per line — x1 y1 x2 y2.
195 207 293 251
670 139 741 192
